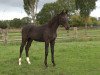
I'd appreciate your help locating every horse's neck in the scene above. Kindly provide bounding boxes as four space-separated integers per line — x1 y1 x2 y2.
48 17 59 32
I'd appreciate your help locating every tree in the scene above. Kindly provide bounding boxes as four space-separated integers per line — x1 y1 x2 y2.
75 0 97 17
36 3 57 24
97 21 100 26
23 0 39 23
10 18 22 28
0 21 8 29
75 0 97 34
70 15 97 27
89 17 98 26
57 0 75 13
36 0 76 25
21 17 31 25
70 15 84 27
75 0 97 25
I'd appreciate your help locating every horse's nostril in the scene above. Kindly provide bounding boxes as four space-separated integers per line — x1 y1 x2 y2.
66 26 70 30
64 25 69 30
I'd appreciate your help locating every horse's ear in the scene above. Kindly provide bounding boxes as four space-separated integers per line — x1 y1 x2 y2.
65 10 68 14
57 13 59 15
60 10 64 14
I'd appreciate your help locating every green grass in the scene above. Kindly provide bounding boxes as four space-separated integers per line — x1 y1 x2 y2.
0 41 100 75
1 28 100 75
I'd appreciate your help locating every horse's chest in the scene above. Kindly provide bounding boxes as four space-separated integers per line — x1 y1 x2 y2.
49 33 57 40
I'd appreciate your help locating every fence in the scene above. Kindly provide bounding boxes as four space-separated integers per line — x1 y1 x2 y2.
0 28 8 45
1 27 100 45
0 28 21 44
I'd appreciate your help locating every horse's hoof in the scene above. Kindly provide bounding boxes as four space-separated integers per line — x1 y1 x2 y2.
28 62 31 65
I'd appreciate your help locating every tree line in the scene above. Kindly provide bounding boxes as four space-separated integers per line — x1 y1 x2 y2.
0 15 99 29
0 17 31 29
36 0 98 27
23 0 99 27
0 0 99 29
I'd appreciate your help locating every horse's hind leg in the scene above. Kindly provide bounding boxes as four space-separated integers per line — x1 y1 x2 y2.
19 38 26 65
25 38 33 64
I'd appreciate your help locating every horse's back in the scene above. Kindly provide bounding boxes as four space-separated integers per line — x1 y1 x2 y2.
21 24 36 39
21 24 47 41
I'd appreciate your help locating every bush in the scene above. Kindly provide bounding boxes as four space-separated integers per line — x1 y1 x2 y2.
69 15 98 27
9 17 31 28
0 21 8 29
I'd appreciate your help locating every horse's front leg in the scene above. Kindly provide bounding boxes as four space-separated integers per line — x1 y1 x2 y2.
50 40 56 66
44 41 49 67
25 39 32 64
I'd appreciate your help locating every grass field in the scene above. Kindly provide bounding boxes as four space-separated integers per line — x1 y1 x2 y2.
0 28 100 75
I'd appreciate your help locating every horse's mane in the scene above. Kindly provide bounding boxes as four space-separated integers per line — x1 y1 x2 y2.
48 15 59 27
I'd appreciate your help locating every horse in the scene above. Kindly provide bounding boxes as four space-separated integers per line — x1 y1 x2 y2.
18 10 69 67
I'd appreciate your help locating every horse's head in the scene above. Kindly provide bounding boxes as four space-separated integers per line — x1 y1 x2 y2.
58 10 70 30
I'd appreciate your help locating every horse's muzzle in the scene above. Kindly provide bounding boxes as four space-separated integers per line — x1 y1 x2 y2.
64 25 70 30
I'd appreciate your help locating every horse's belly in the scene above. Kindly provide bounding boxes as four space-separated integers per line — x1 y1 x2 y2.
30 32 44 42
33 37 45 42
34 39 44 42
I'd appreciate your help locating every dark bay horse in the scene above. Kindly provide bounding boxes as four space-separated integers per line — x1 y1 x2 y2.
19 10 69 67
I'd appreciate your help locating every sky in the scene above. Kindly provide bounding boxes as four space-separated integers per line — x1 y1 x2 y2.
0 0 100 20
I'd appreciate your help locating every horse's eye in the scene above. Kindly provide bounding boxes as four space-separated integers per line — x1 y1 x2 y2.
62 17 67 21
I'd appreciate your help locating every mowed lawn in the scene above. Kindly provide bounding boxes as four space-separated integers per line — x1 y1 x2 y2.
1 28 100 75
0 41 100 75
